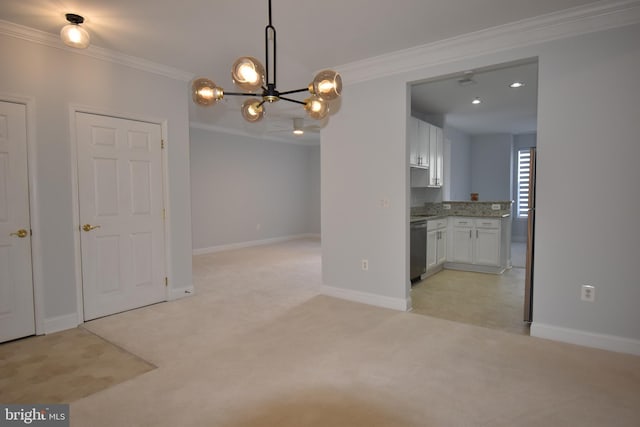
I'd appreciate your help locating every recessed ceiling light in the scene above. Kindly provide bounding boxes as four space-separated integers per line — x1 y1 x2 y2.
472 97 481 105
510 81 524 88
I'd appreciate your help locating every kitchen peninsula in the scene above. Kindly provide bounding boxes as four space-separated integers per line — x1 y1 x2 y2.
410 201 512 280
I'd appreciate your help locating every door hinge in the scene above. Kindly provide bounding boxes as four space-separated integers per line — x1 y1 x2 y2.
164 277 168 287
161 139 165 149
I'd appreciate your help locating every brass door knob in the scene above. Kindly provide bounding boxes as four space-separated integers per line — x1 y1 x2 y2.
82 224 101 232
10 229 28 238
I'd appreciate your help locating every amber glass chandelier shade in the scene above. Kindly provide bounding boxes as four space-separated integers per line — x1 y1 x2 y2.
192 78 224 106
241 98 265 122
311 70 342 101
231 57 266 92
304 96 329 120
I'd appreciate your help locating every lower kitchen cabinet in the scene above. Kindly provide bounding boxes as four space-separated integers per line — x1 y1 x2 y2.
426 218 447 276
446 217 506 274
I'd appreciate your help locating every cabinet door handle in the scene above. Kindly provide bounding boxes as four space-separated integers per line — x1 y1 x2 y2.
476 230 479 238
469 230 472 239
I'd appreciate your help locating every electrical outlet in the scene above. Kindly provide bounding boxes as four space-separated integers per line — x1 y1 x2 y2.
361 259 369 271
581 284 595 302
380 199 390 208
443 204 451 210
491 204 501 210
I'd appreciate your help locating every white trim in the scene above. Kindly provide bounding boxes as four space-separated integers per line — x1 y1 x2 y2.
337 0 640 84
321 285 411 312
0 19 193 82
531 322 640 356
443 263 506 275
168 285 196 301
43 313 79 334
193 234 320 255
69 105 172 324
160 121 172 302
189 122 320 146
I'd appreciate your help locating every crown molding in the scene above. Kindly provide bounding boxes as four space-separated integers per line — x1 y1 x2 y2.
190 122 320 146
337 0 640 84
0 19 194 82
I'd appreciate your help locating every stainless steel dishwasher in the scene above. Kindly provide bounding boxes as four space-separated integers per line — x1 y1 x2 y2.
410 219 427 281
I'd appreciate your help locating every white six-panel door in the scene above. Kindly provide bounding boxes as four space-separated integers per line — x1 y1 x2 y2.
0 101 35 343
76 112 165 321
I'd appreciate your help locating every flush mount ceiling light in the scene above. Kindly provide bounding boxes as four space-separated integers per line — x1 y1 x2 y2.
191 0 342 123
510 81 525 88
60 13 90 49
292 118 305 135
472 97 482 105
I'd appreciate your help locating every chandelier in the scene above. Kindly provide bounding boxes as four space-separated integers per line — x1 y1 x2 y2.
191 0 342 123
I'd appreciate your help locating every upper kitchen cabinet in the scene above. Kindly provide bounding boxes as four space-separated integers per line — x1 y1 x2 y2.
409 116 429 168
428 125 444 187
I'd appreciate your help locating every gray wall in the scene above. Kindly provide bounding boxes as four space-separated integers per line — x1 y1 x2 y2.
322 22 640 347
444 126 472 201
190 127 320 251
0 34 192 325
470 134 513 201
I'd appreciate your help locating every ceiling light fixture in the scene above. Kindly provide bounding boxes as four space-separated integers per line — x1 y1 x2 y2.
510 81 525 88
292 118 305 135
191 0 342 123
60 13 90 49
472 97 481 105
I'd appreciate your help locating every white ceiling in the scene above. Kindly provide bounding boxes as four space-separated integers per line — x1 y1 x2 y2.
411 60 539 135
0 0 595 141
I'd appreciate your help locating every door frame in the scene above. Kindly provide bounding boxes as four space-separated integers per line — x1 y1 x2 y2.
1 93 45 335
69 104 171 324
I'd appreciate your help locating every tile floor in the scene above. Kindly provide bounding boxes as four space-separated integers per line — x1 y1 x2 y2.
411 261 530 335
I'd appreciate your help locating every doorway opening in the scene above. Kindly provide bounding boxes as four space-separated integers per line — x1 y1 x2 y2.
408 58 538 335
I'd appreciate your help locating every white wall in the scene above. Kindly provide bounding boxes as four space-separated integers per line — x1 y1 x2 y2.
533 25 640 343
470 134 513 201
322 22 640 351
322 76 410 309
190 127 320 251
0 34 192 328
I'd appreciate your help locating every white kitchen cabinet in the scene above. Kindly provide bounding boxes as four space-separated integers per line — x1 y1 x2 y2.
450 219 473 263
447 217 504 273
426 218 448 276
428 125 444 187
409 117 429 168
474 221 501 266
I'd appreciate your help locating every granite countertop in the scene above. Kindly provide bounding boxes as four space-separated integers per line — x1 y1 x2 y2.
410 213 509 223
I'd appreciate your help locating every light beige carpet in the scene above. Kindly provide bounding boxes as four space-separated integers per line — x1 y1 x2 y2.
65 238 640 426
0 327 155 403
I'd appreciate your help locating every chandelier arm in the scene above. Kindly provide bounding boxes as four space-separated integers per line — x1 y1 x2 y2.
278 88 309 96
224 91 262 97
278 96 307 106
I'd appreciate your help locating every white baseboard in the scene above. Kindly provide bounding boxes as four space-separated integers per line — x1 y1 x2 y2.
531 322 640 356
43 313 79 334
168 284 196 301
321 285 411 312
193 234 320 255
